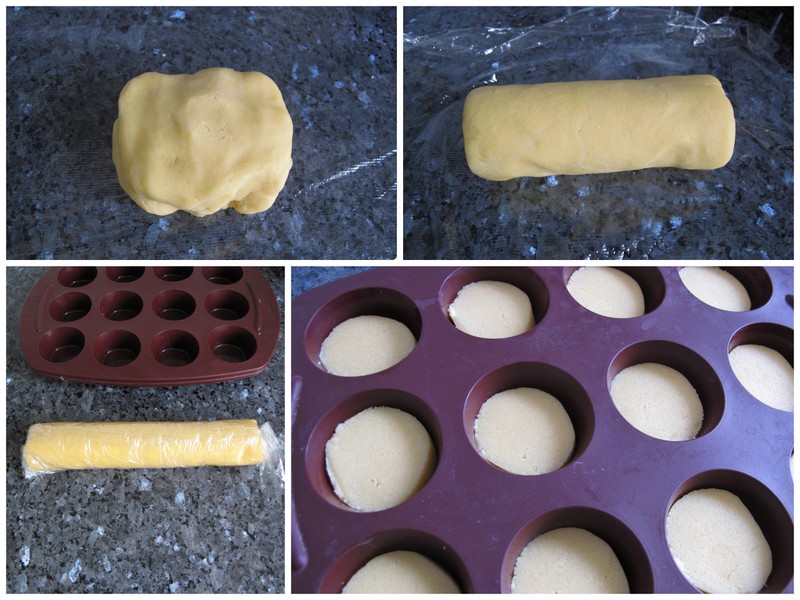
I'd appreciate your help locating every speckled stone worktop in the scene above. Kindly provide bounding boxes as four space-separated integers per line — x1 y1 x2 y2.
404 6 793 259
7 6 396 260
6 267 285 593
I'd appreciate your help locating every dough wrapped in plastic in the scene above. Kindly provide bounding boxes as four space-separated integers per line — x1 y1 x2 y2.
462 74 735 180
22 420 268 477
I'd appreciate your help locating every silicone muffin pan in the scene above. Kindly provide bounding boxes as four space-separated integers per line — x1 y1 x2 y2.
20 266 280 386
291 266 794 593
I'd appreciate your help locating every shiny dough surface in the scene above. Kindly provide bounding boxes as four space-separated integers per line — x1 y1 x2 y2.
512 527 629 593
112 67 293 216
566 267 645 318
342 551 460 594
22 420 267 476
666 488 772 593
463 75 735 180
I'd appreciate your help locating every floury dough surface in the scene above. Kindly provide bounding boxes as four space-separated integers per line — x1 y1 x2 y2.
566 267 645 318
678 267 751 311
342 551 460 594
448 280 534 338
666 488 772 593
610 363 703 441
729 344 793 411
112 68 293 217
511 527 629 593
325 407 435 511
463 75 735 180
319 315 416 377
473 388 574 475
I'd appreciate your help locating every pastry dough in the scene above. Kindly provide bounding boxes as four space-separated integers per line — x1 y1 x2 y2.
22 420 267 476
566 267 645 318
666 488 772 593
678 267 750 311
512 527 629 593
112 67 293 216
448 280 534 339
463 75 735 180
729 344 793 412
342 551 460 594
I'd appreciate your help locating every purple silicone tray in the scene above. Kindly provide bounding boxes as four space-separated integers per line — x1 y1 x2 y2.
291 266 794 593
20 266 280 386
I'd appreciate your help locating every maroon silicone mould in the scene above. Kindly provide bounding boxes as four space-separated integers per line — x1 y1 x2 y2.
20 266 280 386
291 267 794 594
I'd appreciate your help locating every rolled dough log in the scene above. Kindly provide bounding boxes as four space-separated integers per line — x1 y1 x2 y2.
511 527 629 593
729 344 793 412
463 75 735 180
666 488 772 593
325 406 435 511
319 315 416 377
610 363 703 441
566 267 645 318
112 67 293 216
342 550 460 594
678 267 751 312
473 387 574 475
448 280 534 339
22 420 267 477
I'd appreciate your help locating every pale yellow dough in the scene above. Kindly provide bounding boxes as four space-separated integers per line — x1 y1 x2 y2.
566 267 645 318
610 363 703 441
112 67 293 216
463 75 735 180
448 280 534 339
325 406 435 512
511 527 629 593
342 551 460 594
473 387 574 475
729 344 793 411
666 488 772 593
319 315 416 377
678 267 751 311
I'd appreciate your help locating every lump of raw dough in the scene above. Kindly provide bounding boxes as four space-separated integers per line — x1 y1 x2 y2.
729 344 793 412
448 280 534 339
112 67 293 216
325 406 436 511
511 527 629 593
319 315 416 377
342 551 460 594
473 387 575 475
566 267 645 318
463 75 735 180
678 267 751 311
666 488 772 593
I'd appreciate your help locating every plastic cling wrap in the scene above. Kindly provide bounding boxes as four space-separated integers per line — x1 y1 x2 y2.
22 419 270 477
404 7 793 259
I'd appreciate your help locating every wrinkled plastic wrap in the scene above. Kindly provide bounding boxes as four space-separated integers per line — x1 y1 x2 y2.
404 7 793 259
22 419 282 478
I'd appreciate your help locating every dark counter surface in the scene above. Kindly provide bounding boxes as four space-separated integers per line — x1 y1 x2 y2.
6 267 285 593
403 6 793 259
7 6 396 260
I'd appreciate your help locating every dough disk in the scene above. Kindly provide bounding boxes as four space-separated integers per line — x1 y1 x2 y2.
566 267 645 318
448 280 534 339
112 67 293 216
473 387 574 475
319 315 416 377
666 488 772 593
729 344 793 412
511 527 629 593
679 267 751 311
325 406 435 511
463 75 735 180
342 550 460 594
610 363 703 441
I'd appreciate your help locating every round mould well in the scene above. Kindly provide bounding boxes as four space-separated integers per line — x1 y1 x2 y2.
318 529 473 593
304 389 441 512
38 327 85 363
501 506 654 593
49 292 91 322
562 266 665 315
153 290 196 321
681 267 773 311
105 266 145 283
665 469 794 593
99 291 143 321
150 330 200 367
439 267 548 333
92 330 141 367
464 362 594 472
205 290 250 320
56 267 97 288
607 340 725 438
208 326 257 363
304 287 422 372
153 266 194 282
201 266 244 285
728 323 793 364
